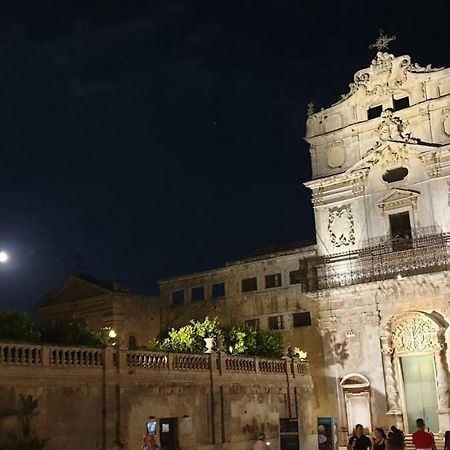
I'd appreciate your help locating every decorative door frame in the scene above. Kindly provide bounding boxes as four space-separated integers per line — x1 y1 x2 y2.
380 311 450 433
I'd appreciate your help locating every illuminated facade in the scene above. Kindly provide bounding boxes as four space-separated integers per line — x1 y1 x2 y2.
304 49 450 439
35 48 450 447
160 49 450 444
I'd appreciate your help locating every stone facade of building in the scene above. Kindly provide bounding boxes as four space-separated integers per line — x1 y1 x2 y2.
38 273 161 349
25 47 450 448
0 341 314 450
158 49 450 446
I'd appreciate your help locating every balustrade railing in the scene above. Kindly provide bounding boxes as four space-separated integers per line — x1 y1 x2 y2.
0 343 42 365
0 342 309 379
224 356 256 372
172 353 210 371
49 346 103 367
258 359 286 374
127 351 168 369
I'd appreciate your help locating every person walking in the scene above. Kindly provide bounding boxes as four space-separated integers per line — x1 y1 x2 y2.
387 426 405 450
253 433 270 450
372 428 387 450
412 418 436 450
347 424 372 450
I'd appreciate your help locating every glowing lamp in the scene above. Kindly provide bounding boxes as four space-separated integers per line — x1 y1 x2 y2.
0 251 8 263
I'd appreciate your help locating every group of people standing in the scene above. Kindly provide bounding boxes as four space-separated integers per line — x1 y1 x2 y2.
348 418 437 450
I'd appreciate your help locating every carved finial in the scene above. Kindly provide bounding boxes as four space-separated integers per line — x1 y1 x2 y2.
307 102 314 116
369 29 396 51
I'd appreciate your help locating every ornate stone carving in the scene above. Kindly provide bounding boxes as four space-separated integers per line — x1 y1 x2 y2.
333 53 446 106
380 333 400 412
376 109 419 144
391 314 441 353
408 62 445 73
377 189 419 213
328 204 355 248
364 144 410 171
311 187 324 206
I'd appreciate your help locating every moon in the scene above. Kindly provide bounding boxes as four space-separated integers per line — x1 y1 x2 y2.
0 251 9 263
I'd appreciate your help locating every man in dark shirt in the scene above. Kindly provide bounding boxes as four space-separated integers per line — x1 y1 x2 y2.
348 424 372 450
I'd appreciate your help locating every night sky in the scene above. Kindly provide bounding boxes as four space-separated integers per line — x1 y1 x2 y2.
0 1 449 311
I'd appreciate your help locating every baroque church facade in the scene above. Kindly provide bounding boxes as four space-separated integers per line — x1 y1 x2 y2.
39 47 450 446
158 49 450 443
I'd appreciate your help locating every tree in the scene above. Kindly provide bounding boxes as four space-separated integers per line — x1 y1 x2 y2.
0 311 40 343
40 320 104 347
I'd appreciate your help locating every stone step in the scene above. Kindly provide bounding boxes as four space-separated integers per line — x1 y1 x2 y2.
404 433 445 450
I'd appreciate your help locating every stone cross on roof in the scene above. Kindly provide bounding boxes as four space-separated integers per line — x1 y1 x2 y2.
369 29 396 51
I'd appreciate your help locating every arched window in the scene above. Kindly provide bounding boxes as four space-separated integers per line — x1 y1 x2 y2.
128 335 137 350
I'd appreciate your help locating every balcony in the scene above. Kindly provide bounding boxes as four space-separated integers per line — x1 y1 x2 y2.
311 227 450 290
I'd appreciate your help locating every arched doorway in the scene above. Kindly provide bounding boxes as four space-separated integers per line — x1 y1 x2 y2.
381 311 449 433
340 373 372 433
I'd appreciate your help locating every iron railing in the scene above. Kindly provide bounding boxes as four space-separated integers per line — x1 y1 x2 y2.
308 228 450 290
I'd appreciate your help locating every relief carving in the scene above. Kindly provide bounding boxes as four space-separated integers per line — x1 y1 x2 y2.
376 109 419 144
333 51 445 106
391 314 441 353
443 115 450 136
328 204 355 248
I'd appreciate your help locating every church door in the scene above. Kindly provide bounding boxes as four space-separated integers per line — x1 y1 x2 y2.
400 355 439 432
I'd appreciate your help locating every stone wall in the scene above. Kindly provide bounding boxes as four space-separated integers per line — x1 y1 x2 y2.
0 341 315 450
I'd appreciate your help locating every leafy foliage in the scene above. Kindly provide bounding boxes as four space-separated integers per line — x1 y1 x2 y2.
148 317 285 358
39 320 105 347
148 317 222 353
0 311 40 343
0 395 49 450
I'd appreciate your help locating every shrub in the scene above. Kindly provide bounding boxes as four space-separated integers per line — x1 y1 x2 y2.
148 317 285 358
0 311 40 342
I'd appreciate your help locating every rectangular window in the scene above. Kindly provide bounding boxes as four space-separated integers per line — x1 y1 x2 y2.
268 315 284 330
241 277 257 292
293 312 312 328
191 286 204 302
212 282 225 298
244 318 260 328
389 211 413 251
265 273 282 288
367 105 382 120
393 96 410 111
289 270 303 285
171 290 184 306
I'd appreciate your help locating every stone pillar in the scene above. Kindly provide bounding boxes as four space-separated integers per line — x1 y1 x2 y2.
435 347 450 433
380 336 401 414
102 345 119 450
296 384 317 450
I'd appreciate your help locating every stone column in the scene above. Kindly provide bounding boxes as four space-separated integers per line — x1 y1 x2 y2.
435 346 450 433
380 335 401 414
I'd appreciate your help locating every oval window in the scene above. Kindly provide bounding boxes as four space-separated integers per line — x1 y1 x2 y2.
382 167 408 183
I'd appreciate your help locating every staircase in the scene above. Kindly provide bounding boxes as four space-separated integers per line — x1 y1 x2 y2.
404 433 445 450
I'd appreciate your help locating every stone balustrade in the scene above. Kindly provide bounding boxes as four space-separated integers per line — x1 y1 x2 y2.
0 341 309 378
0 342 42 365
50 346 103 367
